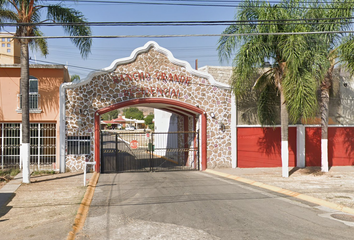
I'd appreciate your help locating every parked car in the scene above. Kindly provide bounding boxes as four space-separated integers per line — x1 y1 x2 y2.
125 125 136 131
117 124 122 130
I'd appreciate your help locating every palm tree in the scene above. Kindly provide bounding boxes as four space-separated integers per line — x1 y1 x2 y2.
0 0 91 183
218 0 326 177
308 1 354 172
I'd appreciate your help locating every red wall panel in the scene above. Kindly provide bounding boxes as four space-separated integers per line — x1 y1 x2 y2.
305 127 321 166
328 127 354 166
237 127 296 168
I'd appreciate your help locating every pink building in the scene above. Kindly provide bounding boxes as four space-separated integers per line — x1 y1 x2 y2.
0 64 70 170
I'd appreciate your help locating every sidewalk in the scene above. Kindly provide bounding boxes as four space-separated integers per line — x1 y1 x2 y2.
0 172 22 209
0 171 92 240
206 166 354 211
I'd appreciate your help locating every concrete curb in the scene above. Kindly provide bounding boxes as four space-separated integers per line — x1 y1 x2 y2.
205 169 354 215
67 172 100 240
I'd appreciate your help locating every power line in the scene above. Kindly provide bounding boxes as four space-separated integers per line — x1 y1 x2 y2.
2 16 354 27
44 0 354 9
12 30 354 40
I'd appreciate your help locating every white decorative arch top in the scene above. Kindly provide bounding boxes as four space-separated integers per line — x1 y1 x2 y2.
68 41 230 90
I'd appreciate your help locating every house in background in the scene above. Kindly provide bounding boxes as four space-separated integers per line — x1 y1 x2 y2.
0 33 70 170
101 115 146 130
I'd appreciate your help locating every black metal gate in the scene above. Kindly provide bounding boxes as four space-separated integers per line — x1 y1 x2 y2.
101 131 199 173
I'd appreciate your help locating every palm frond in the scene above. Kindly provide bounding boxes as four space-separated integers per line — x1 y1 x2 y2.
47 4 92 59
253 68 274 91
338 35 354 76
257 83 279 126
29 27 48 56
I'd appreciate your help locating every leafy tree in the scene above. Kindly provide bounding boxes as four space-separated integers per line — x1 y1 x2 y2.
123 107 144 120
101 109 119 121
0 0 91 183
218 0 326 177
144 114 154 130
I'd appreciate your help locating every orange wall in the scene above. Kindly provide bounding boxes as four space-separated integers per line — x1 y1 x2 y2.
0 66 69 122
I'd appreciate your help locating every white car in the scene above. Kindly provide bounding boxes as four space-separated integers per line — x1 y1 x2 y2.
125 125 136 131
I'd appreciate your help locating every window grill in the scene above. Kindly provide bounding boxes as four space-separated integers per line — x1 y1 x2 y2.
67 136 91 155
0 123 56 169
1 123 20 169
17 76 41 113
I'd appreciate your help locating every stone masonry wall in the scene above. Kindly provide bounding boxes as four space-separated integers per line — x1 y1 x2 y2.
64 47 232 171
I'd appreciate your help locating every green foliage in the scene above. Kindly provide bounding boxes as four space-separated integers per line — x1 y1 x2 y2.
123 107 144 120
101 109 119 121
144 114 154 130
218 0 330 125
0 168 20 177
1 0 92 58
70 74 81 82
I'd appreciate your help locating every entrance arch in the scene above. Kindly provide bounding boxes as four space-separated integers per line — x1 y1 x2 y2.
59 41 233 173
95 98 207 172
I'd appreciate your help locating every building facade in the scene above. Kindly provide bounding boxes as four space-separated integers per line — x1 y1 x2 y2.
0 64 70 170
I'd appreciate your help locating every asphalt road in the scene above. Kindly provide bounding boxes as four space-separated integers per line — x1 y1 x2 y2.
77 171 354 240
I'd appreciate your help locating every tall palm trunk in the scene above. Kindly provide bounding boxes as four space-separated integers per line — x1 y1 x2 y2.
277 64 289 177
320 65 334 172
20 28 30 183
280 88 289 177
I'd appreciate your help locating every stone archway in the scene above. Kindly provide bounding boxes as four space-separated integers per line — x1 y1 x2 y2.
59 41 233 173
94 98 207 172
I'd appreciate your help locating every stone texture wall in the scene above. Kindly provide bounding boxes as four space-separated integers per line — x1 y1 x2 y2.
64 47 232 171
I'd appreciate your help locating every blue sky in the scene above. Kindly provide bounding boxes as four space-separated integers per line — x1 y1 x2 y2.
5 1 238 78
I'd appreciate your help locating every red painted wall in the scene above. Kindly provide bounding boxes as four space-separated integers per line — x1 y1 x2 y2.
305 127 321 166
237 127 297 168
329 127 354 166
306 127 354 167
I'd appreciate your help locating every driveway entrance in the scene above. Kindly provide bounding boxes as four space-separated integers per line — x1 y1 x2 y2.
78 172 354 240
101 131 199 173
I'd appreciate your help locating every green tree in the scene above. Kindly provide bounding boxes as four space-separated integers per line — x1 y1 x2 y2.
70 74 81 82
308 1 354 172
0 0 91 183
101 109 119 121
144 114 154 130
123 107 144 120
218 0 326 177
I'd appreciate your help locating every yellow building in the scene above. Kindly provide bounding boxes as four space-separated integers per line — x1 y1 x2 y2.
0 33 20 64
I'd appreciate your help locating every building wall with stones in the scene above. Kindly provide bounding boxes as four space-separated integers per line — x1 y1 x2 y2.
61 42 232 172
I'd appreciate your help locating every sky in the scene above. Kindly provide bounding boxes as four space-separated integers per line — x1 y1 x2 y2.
3 1 239 79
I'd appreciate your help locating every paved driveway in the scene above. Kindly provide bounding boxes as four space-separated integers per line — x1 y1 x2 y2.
77 171 354 240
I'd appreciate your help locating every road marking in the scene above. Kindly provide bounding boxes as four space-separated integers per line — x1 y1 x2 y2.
67 172 100 240
205 169 354 216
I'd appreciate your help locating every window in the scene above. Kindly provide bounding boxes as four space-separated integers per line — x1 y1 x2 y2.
7 38 11 42
19 76 40 111
7 43 11 47
1 43 4 47
67 136 90 155
7 49 10 53
1 38 5 42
